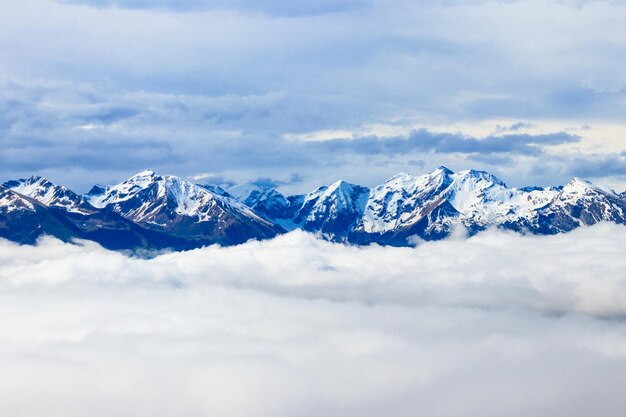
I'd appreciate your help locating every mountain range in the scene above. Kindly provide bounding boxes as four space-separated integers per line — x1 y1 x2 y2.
2 167 625 252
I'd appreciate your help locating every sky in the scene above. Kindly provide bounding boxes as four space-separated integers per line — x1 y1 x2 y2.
1 0 626 194
3 224 626 416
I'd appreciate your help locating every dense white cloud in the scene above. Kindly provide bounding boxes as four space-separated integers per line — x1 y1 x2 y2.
2 224 626 416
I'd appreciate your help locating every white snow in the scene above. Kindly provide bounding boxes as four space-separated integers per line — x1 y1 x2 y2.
5 176 91 214
4 167 624 239
87 170 274 226
0 188 35 213
360 167 564 233
299 180 369 226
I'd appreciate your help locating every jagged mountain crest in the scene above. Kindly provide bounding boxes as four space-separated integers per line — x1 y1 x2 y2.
1 178 206 251
226 166 626 244
0 184 82 244
358 166 456 234
292 180 370 240
84 170 284 245
531 177 626 233
2 167 626 249
197 183 232 197
226 182 294 222
3 175 95 214
0 184 36 213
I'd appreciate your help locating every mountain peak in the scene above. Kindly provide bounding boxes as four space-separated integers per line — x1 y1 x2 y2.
3 175 93 214
86 184 109 196
387 172 413 181
436 165 454 175
84 171 282 243
133 169 156 177
26 175 45 183
561 177 617 197
454 169 507 187
290 179 370 240
0 185 36 213
127 170 159 183
327 179 361 193
4 166 626 249
569 177 592 186
4 175 49 188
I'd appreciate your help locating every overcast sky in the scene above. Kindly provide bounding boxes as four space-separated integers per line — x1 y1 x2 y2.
2 0 626 193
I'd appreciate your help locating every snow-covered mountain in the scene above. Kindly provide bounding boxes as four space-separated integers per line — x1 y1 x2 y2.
227 179 370 241
2 167 626 250
0 184 35 214
292 180 370 241
0 184 100 244
354 167 458 242
349 167 560 243
530 178 626 233
197 183 232 198
85 170 284 245
226 183 297 229
1 177 200 251
228 167 626 245
1 184 42 242
353 168 626 243
4 176 96 215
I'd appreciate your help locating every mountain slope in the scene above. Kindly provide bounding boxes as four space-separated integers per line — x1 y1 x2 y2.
0 185 81 244
227 179 371 241
355 167 456 236
86 170 284 245
292 180 370 241
4 176 95 214
227 183 297 229
349 167 621 244
531 178 626 234
227 167 626 245
3 177 198 251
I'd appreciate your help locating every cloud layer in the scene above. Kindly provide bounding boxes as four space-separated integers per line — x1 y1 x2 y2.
2 0 626 191
2 224 626 416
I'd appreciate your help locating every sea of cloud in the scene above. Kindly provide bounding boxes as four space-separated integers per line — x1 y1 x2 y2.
2 224 626 416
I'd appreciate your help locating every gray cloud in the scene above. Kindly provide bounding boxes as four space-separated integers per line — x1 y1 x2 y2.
2 224 626 416
516 152 626 191
1 0 626 190
250 174 306 188
565 153 626 179
312 129 580 157
496 121 535 132
0 78 587 192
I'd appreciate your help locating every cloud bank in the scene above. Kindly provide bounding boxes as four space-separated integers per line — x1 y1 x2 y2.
2 224 626 416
